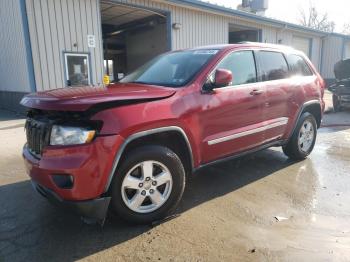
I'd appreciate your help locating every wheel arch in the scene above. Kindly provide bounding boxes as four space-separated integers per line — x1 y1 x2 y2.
287 100 322 143
104 126 194 193
301 100 322 128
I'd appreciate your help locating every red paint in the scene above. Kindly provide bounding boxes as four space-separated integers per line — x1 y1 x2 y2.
23 135 123 200
20 84 176 111
214 69 233 87
21 43 325 202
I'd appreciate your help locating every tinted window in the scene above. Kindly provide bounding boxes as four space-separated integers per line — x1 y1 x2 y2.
216 51 257 85
258 51 289 81
287 54 313 76
120 50 218 87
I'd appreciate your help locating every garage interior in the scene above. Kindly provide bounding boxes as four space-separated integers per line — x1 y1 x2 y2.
100 2 169 83
229 24 259 43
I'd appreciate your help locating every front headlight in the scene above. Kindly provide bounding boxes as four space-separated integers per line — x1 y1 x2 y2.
50 125 96 146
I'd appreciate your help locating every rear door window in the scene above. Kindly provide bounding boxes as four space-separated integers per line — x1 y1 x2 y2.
257 51 289 81
286 54 313 76
216 51 257 86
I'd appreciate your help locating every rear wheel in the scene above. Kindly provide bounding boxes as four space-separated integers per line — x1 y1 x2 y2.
110 145 185 224
283 112 317 160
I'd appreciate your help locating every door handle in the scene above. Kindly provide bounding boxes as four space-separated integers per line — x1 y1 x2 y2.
250 89 263 95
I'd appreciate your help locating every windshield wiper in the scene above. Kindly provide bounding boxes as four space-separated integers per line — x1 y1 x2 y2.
127 81 181 88
129 81 152 85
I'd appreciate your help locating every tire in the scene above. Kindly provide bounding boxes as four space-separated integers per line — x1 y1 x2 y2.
109 145 185 224
333 94 342 112
282 112 317 160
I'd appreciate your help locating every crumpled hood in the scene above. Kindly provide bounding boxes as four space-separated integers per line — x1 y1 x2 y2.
334 59 350 80
20 83 176 111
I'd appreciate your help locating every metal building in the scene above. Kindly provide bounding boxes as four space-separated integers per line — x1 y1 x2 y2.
1 0 350 112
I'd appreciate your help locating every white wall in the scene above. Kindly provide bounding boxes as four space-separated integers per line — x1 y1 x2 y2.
321 35 343 79
26 0 104 91
0 0 32 92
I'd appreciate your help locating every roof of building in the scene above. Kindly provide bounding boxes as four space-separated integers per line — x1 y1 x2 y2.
168 0 350 39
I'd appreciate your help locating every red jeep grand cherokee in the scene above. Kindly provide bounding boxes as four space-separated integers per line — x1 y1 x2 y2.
21 43 325 224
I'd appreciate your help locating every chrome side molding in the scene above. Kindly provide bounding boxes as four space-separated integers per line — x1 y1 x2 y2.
208 117 289 145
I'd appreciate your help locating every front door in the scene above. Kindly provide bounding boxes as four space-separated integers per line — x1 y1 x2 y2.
198 50 267 164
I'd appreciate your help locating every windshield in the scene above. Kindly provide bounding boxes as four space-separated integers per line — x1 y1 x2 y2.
120 50 219 87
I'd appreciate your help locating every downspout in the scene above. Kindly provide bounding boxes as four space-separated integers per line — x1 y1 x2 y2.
341 37 346 59
19 0 36 92
319 35 326 74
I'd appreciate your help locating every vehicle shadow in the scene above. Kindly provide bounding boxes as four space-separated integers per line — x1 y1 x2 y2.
0 148 296 261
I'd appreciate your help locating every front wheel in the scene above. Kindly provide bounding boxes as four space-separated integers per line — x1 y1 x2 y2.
283 112 317 160
109 145 185 224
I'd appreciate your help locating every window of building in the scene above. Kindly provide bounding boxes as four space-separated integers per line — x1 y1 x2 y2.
287 54 313 76
64 53 90 86
216 51 257 86
257 51 289 81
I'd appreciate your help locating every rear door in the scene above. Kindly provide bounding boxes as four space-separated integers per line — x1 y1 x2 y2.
199 50 267 164
255 50 292 143
285 53 319 124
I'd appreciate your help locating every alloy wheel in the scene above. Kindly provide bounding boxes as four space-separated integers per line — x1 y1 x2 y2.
121 160 173 213
298 119 315 153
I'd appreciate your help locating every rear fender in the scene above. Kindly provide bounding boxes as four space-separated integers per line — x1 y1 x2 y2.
286 100 321 142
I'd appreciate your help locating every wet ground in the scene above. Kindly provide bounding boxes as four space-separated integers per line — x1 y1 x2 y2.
1 94 350 261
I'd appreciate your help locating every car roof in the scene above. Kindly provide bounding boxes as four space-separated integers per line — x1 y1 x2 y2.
189 42 298 54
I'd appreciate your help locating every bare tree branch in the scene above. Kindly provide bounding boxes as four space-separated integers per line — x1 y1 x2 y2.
343 23 350 35
298 1 335 32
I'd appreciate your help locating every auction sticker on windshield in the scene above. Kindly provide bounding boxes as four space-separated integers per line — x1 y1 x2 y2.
193 50 219 55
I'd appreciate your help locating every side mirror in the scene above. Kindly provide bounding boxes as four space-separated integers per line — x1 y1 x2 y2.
203 69 233 92
214 69 233 88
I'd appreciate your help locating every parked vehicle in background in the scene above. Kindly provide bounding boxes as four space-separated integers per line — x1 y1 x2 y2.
329 59 350 112
20 43 325 224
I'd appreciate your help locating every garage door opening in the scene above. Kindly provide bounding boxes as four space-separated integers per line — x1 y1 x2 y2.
100 2 170 82
229 24 260 43
292 36 311 58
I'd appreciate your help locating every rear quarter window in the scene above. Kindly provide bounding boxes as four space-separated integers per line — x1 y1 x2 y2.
257 51 289 81
286 54 313 76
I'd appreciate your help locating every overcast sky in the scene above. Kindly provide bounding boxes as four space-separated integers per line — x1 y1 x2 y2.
206 0 349 33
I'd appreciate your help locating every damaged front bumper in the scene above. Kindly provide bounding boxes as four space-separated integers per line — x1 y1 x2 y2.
31 180 111 221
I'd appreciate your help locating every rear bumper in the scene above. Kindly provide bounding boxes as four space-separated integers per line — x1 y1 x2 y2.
340 102 350 107
333 94 350 107
31 181 111 220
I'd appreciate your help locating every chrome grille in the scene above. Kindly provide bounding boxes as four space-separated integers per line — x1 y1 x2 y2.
25 119 50 156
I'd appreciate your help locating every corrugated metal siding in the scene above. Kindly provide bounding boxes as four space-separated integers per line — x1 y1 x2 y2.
321 36 343 79
311 37 321 70
0 0 32 92
344 41 350 59
25 0 103 91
